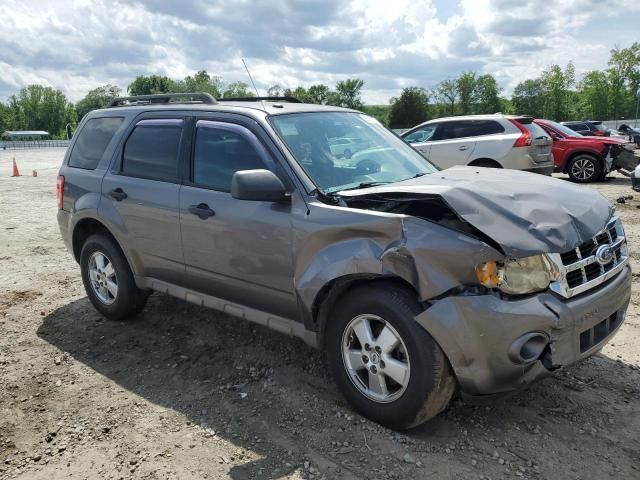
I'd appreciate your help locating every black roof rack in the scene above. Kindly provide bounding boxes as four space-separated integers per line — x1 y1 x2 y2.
219 96 302 103
106 92 217 108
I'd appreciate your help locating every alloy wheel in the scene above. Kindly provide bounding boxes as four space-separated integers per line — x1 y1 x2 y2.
88 251 118 305
341 314 410 403
571 158 595 180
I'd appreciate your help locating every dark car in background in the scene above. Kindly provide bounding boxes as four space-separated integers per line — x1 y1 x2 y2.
561 121 609 137
619 124 640 146
535 119 638 182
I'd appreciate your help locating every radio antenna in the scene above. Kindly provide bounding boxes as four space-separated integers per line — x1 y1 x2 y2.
242 58 261 97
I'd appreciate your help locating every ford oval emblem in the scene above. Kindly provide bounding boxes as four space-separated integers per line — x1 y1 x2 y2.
595 245 614 265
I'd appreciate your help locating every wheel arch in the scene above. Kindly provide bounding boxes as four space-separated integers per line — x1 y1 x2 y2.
468 158 502 168
563 150 603 174
72 217 130 268
312 274 421 349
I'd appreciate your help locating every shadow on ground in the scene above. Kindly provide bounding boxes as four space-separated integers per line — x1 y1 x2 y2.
37 293 640 479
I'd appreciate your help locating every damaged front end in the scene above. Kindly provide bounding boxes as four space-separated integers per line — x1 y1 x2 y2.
609 142 640 175
300 166 632 398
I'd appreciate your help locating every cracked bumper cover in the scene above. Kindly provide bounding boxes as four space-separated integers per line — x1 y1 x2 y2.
415 265 632 397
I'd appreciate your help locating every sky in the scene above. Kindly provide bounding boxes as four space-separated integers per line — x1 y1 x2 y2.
0 0 639 105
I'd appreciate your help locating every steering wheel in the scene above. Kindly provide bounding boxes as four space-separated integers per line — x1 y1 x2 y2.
355 158 381 176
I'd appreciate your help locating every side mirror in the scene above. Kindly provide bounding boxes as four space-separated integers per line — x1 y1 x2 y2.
231 169 288 202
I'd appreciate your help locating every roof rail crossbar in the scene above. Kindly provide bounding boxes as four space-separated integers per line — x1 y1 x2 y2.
219 96 302 103
106 92 217 108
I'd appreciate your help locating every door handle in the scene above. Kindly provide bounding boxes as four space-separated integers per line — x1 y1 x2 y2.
188 203 215 220
458 146 468 151
109 188 128 201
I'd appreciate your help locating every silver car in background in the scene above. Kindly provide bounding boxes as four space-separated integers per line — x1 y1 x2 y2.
401 114 554 175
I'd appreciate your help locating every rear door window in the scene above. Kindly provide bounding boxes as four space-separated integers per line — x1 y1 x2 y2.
193 121 270 192
68 117 124 169
122 119 183 182
434 121 475 140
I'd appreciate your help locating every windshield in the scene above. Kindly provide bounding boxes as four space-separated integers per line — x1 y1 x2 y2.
543 120 583 137
270 112 437 193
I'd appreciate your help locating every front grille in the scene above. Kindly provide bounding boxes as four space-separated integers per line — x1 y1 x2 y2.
579 311 622 353
548 217 628 298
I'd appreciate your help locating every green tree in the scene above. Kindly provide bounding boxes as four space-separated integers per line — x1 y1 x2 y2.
222 81 254 98
609 43 640 97
127 75 179 95
75 84 121 120
283 86 308 102
181 70 222 98
267 84 283 96
435 79 457 115
475 74 502 113
333 79 365 110
608 44 640 119
388 87 430 128
541 63 575 121
512 78 546 117
362 105 391 126
306 84 331 104
0 102 16 133
577 71 610 120
7 84 74 137
456 72 477 115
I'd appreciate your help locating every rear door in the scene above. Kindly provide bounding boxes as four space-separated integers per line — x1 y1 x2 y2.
179 117 297 319
427 120 476 169
100 116 187 284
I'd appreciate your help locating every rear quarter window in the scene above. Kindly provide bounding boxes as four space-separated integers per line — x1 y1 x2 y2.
468 120 505 136
68 117 124 169
522 122 550 139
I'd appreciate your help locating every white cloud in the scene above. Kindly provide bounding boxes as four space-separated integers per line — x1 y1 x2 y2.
0 0 638 104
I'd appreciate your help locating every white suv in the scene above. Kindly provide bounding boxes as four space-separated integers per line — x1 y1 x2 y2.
401 115 554 175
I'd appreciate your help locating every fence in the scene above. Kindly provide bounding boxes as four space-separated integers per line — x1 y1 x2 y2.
602 119 640 130
0 140 70 150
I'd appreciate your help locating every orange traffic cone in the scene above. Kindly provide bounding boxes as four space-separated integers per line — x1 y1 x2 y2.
11 157 20 177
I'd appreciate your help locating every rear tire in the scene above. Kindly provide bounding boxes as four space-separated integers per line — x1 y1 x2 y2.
327 283 456 430
567 154 602 183
80 234 149 321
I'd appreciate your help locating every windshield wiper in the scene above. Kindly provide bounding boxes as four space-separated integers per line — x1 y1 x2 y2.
338 181 391 192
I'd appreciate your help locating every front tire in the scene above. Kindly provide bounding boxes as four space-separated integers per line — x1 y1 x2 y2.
80 234 149 321
567 154 602 183
327 283 456 430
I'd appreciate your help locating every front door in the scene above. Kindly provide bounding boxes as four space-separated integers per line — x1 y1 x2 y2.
403 124 438 159
428 120 476 169
179 119 297 319
100 117 186 284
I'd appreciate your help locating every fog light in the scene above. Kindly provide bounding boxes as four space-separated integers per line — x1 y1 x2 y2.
508 333 548 364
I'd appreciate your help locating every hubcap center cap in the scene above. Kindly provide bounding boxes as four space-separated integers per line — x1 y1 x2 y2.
370 352 380 364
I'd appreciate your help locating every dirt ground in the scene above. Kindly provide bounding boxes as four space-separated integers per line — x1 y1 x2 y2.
1 148 639 480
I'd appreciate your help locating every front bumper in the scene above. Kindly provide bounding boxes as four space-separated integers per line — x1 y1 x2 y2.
415 265 632 397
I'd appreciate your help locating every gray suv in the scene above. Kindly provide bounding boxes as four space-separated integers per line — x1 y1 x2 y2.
57 93 632 430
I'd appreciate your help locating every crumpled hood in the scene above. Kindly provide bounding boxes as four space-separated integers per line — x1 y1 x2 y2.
339 166 614 258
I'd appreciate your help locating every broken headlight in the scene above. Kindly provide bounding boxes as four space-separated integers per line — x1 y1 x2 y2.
475 255 559 295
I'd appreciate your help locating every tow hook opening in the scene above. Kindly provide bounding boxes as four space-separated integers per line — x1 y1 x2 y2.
509 332 549 364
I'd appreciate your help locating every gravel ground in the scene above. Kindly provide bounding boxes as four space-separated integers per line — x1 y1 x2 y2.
1 149 639 480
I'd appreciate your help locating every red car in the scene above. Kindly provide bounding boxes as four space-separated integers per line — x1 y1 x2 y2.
534 119 637 183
